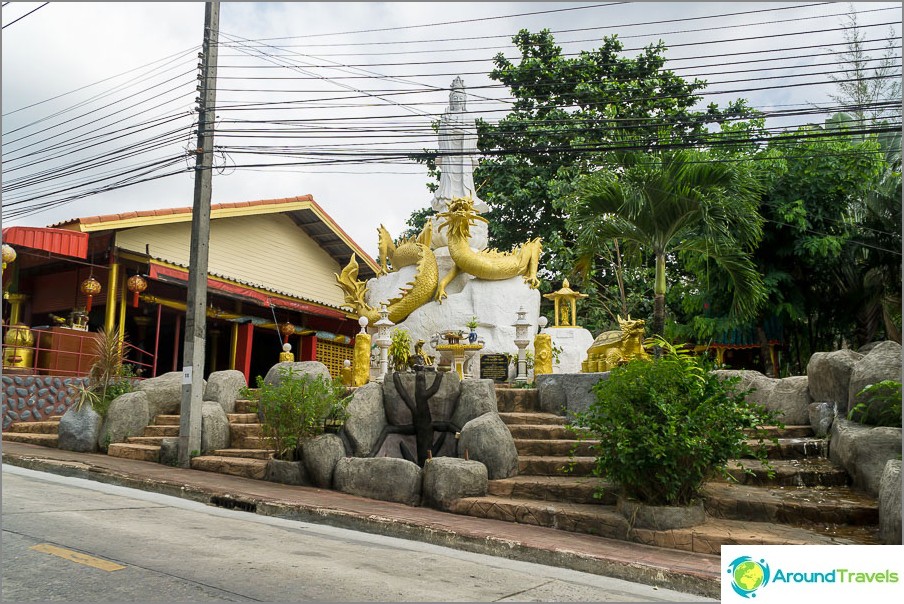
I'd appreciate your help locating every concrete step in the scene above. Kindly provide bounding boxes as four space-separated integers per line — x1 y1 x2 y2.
495 388 540 413
498 412 566 426
125 436 168 446
518 455 596 477
514 439 596 457
1 432 58 447
746 437 828 459
191 455 268 480
488 475 616 505
4 420 60 434
506 423 585 440
226 413 259 424
233 436 276 449
154 415 181 426
233 399 258 414
719 458 851 487
211 448 273 460
702 482 879 528
747 425 814 439
230 423 263 438
142 425 179 438
48 415 64 421
107 443 160 463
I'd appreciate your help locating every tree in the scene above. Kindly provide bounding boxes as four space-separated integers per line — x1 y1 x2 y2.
568 146 766 337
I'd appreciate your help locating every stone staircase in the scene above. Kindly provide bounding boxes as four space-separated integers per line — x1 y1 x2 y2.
1 416 62 447
190 397 274 480
107 414 180 462
450 387 881 554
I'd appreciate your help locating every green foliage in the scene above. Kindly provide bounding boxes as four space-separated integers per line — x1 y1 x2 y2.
254 368 351 461
848 380 902 427
388 328 412 372
572 339 781 506
465 316 479 330
70 327 136 419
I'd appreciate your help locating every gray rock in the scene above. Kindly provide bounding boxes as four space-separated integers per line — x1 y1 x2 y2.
301 433 346 488
137 372 206 418
422 457 488 511
829 418 903 496
97 391 150 450
459 413 518 479
857 341 883 355
450 379 496 429
264 361 331 387
764 376 812 425
879 460 901 545
200 401 230 454
159 437 179 466
848 341 902 422
265 458 309 486
333 457 422 506
382 371 461 426
203 370 247 414
807 349 863 409
713 369 778 407
808 402 835 438
344 382 388 457
58 405 102 453
536 373 609 417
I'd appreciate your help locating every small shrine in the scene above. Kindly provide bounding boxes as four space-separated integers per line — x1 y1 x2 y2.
543 279 589 328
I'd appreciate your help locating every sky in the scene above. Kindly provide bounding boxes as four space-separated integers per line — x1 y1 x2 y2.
1 2 901 258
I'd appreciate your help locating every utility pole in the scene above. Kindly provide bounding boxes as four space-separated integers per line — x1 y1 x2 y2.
179 1 219 468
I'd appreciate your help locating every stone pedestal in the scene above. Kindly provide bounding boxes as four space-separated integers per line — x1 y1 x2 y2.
546 327 595 374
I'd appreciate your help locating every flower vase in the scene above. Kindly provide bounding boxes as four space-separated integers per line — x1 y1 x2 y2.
468 330 478 344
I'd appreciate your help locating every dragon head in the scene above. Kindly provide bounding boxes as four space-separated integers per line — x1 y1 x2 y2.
436 195 488 239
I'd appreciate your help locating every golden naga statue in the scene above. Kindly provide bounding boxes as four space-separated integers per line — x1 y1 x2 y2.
335 221 439 324
533 332 553 376
435 196 542 301
582 316 650 372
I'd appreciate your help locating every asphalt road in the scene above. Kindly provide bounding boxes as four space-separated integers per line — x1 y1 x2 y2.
1 465 713 602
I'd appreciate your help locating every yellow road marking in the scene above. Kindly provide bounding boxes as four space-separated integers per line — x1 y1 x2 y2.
30 544 125 572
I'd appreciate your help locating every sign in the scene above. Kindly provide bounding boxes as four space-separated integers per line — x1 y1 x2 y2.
480 354 510 382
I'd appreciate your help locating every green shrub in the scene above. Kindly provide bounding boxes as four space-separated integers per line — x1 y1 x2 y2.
388 328 412 372
571 338 781 506
254 367 351 461
848 380 902 427
70 327 136 418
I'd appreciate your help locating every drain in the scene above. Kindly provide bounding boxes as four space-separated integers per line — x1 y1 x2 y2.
210 495 257 513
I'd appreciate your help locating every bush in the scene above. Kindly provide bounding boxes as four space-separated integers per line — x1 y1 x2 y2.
571 339 781 506
388 328 412 372
848 380 902 427
70 327 136 418
254 367 350 461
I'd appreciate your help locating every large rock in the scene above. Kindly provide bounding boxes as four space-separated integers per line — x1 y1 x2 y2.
264 361 332 387
536 372 609 417
159 437 179 466
137 372 205 418
97 391 150 450
344 382 388 457
200 401 230 454
848 341 902 421
333 457 422 506
459 413 518 479
713 370 777 407
302 433 346 488
807 349 863 409
58 405 102 453
203 370 247 414
829 418 902 496
422 457 488 511
451 379 496 429
265 458 309 486
808 402 834 438
382 370 461 426
764 376 811 425
879 460 901 545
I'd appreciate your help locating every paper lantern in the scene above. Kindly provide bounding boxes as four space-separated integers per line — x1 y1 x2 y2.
127 275 148 308
279 322 295 344
80 276 102 312
1 244 16 270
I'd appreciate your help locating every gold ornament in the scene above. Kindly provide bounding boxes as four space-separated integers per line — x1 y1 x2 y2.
1 244 16 271
583 316 650 372
533 332 553 376
352 332 372 386
279 322 295 344
543 279 588 328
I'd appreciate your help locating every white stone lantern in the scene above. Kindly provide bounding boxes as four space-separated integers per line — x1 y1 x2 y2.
373 303 394 382
512 305 532 384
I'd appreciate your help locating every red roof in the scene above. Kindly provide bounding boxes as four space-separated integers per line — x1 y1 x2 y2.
1 226 88 259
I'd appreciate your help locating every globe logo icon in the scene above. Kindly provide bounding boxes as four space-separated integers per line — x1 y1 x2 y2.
727 556 770 598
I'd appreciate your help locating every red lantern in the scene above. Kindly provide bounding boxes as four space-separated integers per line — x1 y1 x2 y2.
279 322 295 345
80 276 102 312
127 275 148 308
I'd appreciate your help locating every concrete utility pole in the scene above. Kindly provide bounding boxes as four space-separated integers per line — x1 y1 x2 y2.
179 1 220 468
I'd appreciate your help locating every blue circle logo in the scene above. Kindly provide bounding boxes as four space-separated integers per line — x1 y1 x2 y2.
727 556 771 598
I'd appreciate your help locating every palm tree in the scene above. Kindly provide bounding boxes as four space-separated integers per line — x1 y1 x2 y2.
569 148 766 337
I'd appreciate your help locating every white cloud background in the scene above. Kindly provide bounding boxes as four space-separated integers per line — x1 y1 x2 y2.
2 2 900 257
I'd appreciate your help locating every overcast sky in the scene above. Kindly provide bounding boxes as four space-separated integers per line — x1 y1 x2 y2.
2 2 900 258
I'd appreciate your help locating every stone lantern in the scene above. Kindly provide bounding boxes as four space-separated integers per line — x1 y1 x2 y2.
512 305 531 383
373 303 394 382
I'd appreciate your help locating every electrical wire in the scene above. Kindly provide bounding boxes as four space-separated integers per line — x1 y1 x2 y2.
2 1 48 30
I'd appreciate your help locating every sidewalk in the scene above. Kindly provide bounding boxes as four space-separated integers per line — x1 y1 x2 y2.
1 440 721 599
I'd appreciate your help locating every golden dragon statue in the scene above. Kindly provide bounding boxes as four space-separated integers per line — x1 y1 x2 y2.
434 196 542 301
335 221 439 324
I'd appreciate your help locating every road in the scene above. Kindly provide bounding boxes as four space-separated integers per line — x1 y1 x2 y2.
1 465 713 602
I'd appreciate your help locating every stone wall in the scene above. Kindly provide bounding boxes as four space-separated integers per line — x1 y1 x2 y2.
2 375 87 429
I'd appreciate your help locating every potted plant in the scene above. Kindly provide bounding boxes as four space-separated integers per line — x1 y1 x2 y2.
465 316 479 343
570 337 780 529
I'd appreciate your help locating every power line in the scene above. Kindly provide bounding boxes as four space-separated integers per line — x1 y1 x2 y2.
2 1 48 29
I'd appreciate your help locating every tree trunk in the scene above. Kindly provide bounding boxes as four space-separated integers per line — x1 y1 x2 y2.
652 253 667 338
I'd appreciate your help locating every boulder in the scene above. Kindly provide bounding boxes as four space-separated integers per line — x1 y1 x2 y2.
57 405 102 453
879 460 902 545
382 370 461 426
264 361 331 387
829 418 902 496
807 402 835 438
713 370 778 407
344 382 388 457
422 457 488 511
459 413 518 479
159 437 179 466
333 457 422 506
265 458 309 486
764 376 811 425
807 349 863 409
536 373 609 417
848 341 902 422
137 372 205 418
97 391 150 450
450 379 496 429
200 400 230 454
301 433 346 488
203 370 247 414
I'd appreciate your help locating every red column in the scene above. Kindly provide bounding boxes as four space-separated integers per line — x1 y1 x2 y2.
235 323 254 383
299 334 317 361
